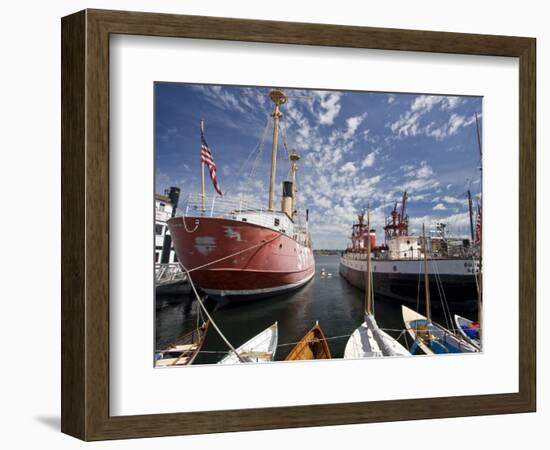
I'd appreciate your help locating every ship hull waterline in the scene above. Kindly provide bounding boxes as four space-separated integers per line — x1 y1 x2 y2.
167 216 315 302
339 257 479 312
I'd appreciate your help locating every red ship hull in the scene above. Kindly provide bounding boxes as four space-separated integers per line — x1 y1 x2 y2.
167 216 315 301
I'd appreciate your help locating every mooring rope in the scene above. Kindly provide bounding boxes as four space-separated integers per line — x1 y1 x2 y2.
178 263 245 362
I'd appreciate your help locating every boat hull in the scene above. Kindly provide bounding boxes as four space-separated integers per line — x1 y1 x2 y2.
340 256 479 312
285 324 331 361
167 216 315 301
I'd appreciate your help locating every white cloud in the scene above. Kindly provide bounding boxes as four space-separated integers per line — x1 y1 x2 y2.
340 161 357 175
401 177 439 193
425 113 477 141
411 95 442 113
317 92 342 125
344 113 367 139
390 111 422 137
402 161 433 180
361 151 376 168
416 162 433 178
433 203 447 211
441 195 468 206
442 96 463 110
388 94 471 140
314 196 332 209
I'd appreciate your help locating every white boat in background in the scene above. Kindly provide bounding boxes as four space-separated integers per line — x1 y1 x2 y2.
402 224 479 355
345 207 410 359
218 322 278 364
454 314 481 350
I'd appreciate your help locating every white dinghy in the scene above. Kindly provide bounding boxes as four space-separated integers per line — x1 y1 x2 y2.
345 206 410 359
218 322 278 364
344 320 383 358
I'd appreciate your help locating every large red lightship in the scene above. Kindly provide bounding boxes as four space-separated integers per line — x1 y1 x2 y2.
167 90 315 301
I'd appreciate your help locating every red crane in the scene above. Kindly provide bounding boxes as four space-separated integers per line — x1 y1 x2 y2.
384 191 409 242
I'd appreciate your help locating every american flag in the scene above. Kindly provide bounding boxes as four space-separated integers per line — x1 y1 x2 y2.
475 205 482 243
200 120 223 196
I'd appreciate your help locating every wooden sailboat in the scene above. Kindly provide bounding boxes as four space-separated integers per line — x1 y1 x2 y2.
155 320 210 367
285 322 331 361
402 224 478 355
454 314 481 350
345 207 410 359
218 322 278 364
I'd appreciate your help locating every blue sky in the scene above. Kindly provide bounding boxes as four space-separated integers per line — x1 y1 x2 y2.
155 83 482 249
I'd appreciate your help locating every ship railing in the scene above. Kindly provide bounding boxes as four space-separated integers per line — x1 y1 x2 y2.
155 263 186 285
179 192 266 217
345 247 478 260
178 193 306 235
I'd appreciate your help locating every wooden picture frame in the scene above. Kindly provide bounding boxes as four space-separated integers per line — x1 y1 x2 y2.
61 9 536 441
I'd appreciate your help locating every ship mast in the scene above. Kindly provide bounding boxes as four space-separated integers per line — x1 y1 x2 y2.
289 150 300 217
422 223 432 323
268 89 287 211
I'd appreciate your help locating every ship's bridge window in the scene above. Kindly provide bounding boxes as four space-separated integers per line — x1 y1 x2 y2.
242 218 247 222
393 265 397 271
274 218 280 227
155 224 164 235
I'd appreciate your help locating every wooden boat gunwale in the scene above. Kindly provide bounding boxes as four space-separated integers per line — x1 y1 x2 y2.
285 322 332 361
155 320 210 367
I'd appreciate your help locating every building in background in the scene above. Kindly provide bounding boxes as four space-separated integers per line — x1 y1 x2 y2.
155 187 181 264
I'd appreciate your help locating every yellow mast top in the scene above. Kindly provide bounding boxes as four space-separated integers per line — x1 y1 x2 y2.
267 89 287 211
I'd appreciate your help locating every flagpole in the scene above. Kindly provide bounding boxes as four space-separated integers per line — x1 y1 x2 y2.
201 162 205 212
200 119 206 212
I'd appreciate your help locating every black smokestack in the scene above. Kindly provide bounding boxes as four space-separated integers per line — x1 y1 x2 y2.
282 181 293 197
165 186 181 217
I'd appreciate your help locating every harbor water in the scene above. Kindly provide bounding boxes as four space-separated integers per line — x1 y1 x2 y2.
155 255 477 364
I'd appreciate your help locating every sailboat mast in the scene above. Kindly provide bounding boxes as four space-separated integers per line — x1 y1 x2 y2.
268 89 287 211
366 206 373 315
422 224 432 323
467 189 475 241
475 112 483 344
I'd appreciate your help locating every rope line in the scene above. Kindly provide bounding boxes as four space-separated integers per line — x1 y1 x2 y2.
178 263 245 362
185 234 281 273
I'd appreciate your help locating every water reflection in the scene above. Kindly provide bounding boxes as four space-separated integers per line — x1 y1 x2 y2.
155 255 474 364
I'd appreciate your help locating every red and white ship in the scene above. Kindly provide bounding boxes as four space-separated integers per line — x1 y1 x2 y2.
167 89 315 301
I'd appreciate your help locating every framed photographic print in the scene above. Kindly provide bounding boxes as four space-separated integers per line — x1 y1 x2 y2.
61 9 536 441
